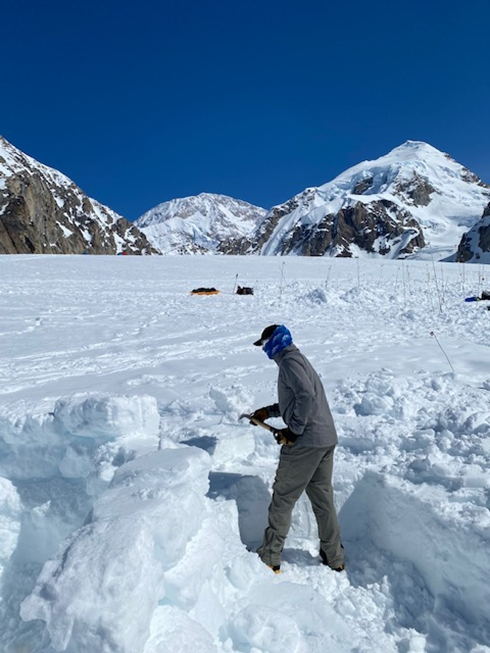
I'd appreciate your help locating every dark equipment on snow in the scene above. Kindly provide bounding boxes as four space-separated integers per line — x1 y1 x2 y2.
236 286 254 295
465 290 490 302
190 287 220 295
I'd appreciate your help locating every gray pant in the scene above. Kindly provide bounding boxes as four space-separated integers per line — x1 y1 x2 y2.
257 445 343 568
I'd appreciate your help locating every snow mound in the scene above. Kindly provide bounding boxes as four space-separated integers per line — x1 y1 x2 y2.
20 447 212 653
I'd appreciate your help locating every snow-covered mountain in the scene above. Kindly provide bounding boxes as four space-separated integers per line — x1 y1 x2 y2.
456 202 490 263
0 136 158 255
239 141 490 260
135 193 267 254
4 136 488 260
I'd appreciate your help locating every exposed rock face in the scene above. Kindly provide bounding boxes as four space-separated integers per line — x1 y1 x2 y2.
0 137 159 255
456 203 490 262
259 199 424 257
219 192 315 255
238 185 426 258
393 174 436 207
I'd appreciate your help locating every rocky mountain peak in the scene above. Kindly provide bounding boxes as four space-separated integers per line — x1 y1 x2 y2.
135 192 267 254
0 137 158 255
247 141 490 259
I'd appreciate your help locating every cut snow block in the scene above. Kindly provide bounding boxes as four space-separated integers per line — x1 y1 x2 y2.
340 472 490 631
53 394 160 442
20 447 212 653
0 478 22 578
212 430 255 464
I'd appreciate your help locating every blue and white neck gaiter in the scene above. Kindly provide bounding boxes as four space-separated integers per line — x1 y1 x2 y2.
263 325 293 360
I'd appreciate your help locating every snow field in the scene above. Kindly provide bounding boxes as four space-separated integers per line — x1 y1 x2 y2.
1 254 490 652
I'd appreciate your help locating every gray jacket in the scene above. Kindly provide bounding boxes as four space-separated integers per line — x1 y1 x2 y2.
267 344 337 448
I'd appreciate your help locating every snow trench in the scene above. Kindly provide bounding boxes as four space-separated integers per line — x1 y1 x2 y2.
0 394 161 651
1 388 490 652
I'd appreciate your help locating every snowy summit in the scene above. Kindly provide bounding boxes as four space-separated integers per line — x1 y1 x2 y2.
251 141 490 260
135 193 267 254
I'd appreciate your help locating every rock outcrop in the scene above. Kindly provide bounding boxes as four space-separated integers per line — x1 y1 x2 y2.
456 203 490 263
276 200 425 257
0 136 159 255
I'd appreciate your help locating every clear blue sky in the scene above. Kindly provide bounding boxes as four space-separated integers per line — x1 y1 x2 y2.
2 0 489 221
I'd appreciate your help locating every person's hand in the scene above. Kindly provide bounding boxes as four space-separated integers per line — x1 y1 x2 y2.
274 428 298 445
250 407 269 424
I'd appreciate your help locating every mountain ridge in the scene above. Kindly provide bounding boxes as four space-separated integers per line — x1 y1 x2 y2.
137 140 490 261
456 201 490 263
0 136 158 255
244 140 490 259
2 136 490 261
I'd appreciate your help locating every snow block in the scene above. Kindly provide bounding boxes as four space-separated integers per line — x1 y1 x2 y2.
52 393 160 442
340 472 490 631
0 394 160 482
20 447 212 653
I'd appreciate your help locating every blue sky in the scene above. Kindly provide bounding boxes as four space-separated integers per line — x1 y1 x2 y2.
2 0 489 220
